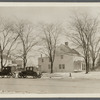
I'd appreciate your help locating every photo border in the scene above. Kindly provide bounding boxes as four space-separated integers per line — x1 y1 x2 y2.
0 2 100 100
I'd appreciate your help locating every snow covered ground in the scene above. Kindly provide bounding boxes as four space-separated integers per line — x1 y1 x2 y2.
1 72 100 94
42 71 100 79
0 90 30 94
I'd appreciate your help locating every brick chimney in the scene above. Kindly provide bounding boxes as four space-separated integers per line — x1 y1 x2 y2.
65 42 68 46
41 54 42 58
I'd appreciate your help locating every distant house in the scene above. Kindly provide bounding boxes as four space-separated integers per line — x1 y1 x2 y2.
38 42 85 73
0 54 12 69
12 60 23 69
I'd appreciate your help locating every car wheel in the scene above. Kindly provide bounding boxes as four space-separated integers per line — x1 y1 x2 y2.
33 76 37 79
18 75 22 78
23 75 26 78
7 75 10 78
12 74 15 78
1 76 4 78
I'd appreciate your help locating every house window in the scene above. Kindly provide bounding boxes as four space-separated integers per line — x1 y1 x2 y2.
48 64 51 69
61 55 63 59
62 64 65 69
59 64 61 69
42 58 44 62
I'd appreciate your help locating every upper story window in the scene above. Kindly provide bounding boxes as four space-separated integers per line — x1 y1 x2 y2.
42 58 44 62
61 55 63 59
62 64 65 69
59 64 61 69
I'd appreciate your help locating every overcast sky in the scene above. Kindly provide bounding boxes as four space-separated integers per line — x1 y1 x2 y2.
0 7 100 23
0 5 100 65
0 6 100 43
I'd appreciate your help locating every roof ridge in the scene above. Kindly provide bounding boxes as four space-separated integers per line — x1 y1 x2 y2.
56 44 80 56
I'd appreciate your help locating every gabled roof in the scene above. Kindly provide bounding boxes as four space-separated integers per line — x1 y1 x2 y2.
71 49 80 55
56 43 80 56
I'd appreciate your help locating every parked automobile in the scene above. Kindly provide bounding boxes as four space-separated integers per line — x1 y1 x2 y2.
18 67 42 78
0 66 16 78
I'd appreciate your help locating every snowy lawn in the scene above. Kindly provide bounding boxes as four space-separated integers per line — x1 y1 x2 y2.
42 71 100 79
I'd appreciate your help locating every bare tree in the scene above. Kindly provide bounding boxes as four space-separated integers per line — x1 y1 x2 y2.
0 18 19 70
89 17 100 70
90 40 100 71
66 13 99 74
39 23 61 73
14 20 38 69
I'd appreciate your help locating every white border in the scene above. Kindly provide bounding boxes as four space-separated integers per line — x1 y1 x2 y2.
1 93 100 98
0 2 100 7
0 2 100 97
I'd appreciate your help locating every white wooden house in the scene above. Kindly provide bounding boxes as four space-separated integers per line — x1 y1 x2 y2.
38 42 84 73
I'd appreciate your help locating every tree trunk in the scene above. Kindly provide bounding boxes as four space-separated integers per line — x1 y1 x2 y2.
50 61 53 73
0 45 4 71
86 63 89 74
23 59 26 69
92 59 95 71
0 52 4 71
85 58 89 74
23 55 27 69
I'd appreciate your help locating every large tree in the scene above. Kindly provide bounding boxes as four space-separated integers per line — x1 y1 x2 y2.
88 17 100 70
39 23 61 73
66 13 100 74
14 20 38 69
0 18 19 70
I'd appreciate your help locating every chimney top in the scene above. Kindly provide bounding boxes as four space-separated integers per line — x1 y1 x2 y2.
65 42 68 46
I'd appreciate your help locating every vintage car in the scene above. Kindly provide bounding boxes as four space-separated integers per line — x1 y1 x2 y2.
0 66 16 78
18 67 42 78
0 66 12 78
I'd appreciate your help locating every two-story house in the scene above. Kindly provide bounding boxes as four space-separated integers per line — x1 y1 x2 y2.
38 42 84 73
0 54 12 70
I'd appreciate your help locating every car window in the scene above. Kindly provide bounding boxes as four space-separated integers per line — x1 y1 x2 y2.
27 68 29 70
30 68 33 70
